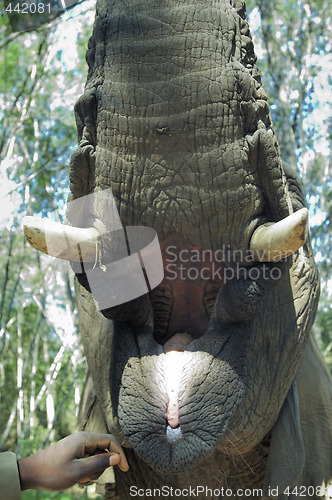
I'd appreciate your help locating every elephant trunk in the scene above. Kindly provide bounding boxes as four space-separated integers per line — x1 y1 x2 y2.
69 0 300 255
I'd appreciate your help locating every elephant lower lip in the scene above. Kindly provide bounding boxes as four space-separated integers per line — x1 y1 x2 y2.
118 328 241 473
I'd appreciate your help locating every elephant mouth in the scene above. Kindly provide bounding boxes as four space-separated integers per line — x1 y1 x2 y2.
116 323 248 474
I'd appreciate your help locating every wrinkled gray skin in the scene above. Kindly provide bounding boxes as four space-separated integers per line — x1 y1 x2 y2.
68 0 332 498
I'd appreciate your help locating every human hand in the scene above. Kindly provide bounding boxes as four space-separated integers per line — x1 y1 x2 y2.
17 432 129 491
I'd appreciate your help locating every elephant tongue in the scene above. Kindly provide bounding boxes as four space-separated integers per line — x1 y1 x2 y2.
164 333 192 428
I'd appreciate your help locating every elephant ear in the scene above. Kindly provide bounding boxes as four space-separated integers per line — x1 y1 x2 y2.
263 381 305 497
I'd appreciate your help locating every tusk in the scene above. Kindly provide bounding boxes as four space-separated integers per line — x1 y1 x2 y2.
23 216 100 262
250 208 308 262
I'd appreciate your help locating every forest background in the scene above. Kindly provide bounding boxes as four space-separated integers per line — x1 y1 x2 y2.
0 0 331 498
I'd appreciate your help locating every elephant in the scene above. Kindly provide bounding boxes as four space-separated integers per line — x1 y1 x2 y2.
23 0 332 498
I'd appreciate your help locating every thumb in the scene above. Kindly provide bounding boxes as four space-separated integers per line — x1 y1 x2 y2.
108 453 121 467
76 452 116 480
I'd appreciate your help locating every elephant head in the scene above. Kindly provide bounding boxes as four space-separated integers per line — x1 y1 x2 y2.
24 0 320 488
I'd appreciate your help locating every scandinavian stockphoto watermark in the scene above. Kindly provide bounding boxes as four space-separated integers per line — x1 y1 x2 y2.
129 485 264 497
163 245 282 282
128 484 330 498
30 189 285 312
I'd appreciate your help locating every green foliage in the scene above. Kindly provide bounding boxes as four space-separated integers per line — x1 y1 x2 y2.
0 5 93 497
